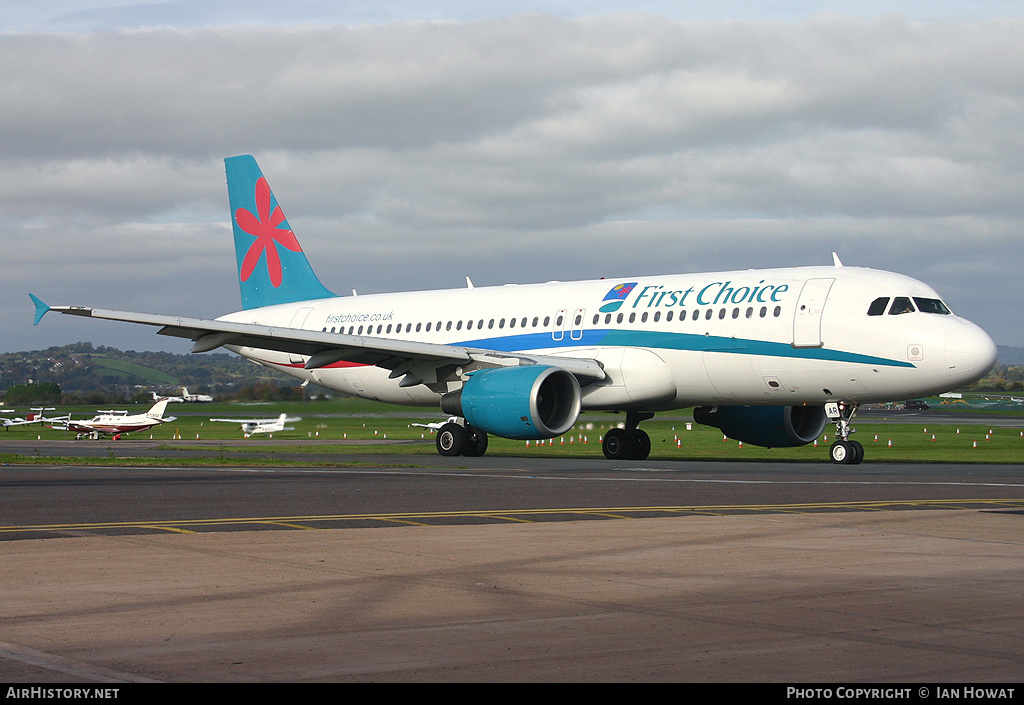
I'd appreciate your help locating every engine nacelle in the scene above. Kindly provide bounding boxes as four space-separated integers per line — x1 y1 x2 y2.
693 405 827 448
441 365 581 440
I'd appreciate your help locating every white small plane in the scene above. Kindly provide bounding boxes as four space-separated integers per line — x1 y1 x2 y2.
153 387 214 403
31 155 998 464
209 413 300 437
56 399 176 438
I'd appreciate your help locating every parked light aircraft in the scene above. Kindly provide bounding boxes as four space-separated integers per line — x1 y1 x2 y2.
31 155 998 463
54 399 175 438
209 413 300 437
2 408 69 428
153 387 214 403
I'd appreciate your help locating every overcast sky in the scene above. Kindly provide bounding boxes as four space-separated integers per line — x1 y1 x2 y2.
3 1 1023 356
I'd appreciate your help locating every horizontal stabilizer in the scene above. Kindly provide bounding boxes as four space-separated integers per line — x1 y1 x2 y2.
29 294 50 326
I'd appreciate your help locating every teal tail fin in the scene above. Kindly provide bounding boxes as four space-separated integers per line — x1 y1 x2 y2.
225 155 335 310
30 294 50 325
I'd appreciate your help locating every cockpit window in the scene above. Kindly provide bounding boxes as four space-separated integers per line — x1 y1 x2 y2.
889 297 915 315
867 297 889 316
913 297 952 315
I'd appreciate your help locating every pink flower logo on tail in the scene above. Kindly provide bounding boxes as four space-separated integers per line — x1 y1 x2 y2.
235 177 302 288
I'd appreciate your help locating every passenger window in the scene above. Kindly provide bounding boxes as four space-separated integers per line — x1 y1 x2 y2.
889 297 915 315
914 297 951 315
773 306 781 317
653 311 661 322
592 314 599 325
456 320 463 330
640 312 648 323
666 310 674 322
705 309 713 320
867 297 889 316
692 309 700 321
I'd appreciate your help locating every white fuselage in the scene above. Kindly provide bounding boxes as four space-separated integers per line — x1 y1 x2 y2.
221 265 996 411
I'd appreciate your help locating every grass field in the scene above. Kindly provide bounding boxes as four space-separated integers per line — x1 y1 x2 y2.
88 356 181 384
2 397 1022 465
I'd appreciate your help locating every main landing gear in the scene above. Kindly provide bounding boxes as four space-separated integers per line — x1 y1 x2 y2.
436 419 488 457
602 411 654 461
827 401 863 465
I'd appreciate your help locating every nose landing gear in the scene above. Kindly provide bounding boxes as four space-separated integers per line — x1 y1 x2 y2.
826 402 863 464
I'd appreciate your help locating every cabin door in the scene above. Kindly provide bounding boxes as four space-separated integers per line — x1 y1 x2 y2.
792 278 834 348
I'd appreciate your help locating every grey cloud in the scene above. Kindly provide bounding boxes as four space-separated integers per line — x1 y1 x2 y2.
2 13 1023 352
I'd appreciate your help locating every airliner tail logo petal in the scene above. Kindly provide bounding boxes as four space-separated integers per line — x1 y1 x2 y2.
235 177 303 288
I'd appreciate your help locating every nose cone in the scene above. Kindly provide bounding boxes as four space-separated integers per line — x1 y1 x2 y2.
945 323 998 385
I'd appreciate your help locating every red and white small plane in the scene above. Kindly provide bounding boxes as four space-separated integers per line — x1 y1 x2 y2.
56 399 175 438
2 407 70 428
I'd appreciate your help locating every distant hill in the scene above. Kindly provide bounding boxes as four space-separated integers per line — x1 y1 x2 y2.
998 346 1024 365
0 342 289 398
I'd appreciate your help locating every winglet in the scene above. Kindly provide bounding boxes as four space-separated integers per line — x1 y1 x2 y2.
29 294 50 326
832 252 844 267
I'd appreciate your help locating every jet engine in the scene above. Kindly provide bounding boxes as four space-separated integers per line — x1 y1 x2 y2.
693 405 827 448
441 365 581 440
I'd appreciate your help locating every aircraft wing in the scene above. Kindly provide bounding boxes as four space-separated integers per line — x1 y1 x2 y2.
32 297 606 388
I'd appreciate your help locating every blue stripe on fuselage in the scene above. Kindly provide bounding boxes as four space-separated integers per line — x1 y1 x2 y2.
455 328 915 368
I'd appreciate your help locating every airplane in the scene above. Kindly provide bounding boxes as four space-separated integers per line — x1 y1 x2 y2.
209 413 300 437
2 407 70 428
53 399 176 438
152 387 214 403
30 155 998 464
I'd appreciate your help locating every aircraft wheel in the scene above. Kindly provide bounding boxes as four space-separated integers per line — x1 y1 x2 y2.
830 440 858 464
850 440 864 465
630 429 651 461
463 427 489 457
436 422 466 457
602 428 635 460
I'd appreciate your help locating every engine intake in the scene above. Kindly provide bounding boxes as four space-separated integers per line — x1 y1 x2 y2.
441 365 581 440
693 405 827 448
